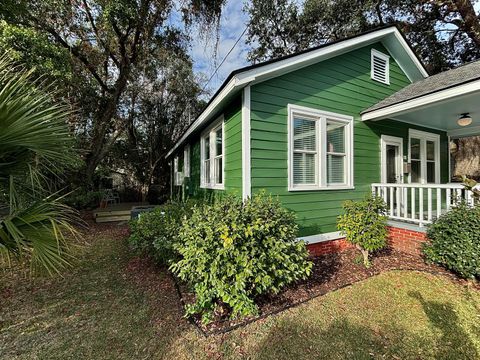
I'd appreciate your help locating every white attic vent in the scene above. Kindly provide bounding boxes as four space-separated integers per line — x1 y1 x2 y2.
371 49 390 85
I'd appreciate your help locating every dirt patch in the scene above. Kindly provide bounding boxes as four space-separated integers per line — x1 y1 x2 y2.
173 248 479 335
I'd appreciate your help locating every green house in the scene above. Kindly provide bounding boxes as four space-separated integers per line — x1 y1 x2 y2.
166 25 480 252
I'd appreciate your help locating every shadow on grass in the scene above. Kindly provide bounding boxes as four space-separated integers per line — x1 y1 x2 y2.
253 290 480 360
0 233 186 359
409 291 479 360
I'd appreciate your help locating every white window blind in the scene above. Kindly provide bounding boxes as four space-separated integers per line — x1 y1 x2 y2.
371 49 390 85
288 105 353 191
326 121 346 185
293 117 317 185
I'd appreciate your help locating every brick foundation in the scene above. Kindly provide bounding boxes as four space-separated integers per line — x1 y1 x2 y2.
306 226 427 257
306 238 352 257
386 226 427 256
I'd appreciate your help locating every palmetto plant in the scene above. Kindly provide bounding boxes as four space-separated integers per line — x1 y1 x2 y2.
0 53 80 275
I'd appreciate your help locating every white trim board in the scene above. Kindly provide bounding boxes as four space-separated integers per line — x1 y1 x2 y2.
362 79 480 122
166 27 427 158
299 231 343 244
242 86 251 200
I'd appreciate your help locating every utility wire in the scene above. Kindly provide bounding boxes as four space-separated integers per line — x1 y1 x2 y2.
200 25 248 93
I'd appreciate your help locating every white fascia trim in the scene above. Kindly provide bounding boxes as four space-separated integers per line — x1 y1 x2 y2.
166 77 238 158
242 85 251 200
298 231 343 244
235 27 427 86
361 79 480 122
390 31 429 80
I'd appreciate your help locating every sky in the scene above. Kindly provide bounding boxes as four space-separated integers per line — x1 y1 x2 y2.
187 0 480 99
188 0 251 97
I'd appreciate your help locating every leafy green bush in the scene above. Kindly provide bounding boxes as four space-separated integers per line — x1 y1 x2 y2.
63 189 105 210
128 200 200 265
170 193 312 323
337 195 388 267
423 202 480 279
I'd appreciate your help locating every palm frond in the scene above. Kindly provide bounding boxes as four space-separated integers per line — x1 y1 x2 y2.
0 51 81 275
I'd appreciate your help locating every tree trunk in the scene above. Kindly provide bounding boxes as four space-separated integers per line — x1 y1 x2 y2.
356 244 370 268
83 69 130 185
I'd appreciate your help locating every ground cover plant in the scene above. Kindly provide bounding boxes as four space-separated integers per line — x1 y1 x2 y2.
337 195 388 267
1 223 479 359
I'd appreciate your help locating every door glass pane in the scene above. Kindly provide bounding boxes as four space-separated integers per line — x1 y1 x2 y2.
410 138 420 160
411 160 421 183
427 161 435 183
293 152 315 185
426 140 435 161
386 145 397 183
204 135 210 160
327 154 345 184
215 128 223 155
327 122 345 153
293 118 316 151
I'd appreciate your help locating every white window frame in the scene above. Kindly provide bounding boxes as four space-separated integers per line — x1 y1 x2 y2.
371 49 390 85
408 129 440 184
183 145 190 178
288 104 354 191
200 116 225 190
173 155 184 186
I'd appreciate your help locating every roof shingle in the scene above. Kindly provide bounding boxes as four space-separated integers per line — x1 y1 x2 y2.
363 59 480 114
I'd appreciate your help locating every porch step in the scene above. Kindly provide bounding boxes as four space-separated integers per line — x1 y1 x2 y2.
93 202 148 223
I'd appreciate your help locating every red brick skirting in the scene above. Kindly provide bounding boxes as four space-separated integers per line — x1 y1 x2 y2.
306 238 351 257
386 226 427 256
306 226 427 257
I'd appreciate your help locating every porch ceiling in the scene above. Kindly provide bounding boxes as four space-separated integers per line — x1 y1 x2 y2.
388 91 480 138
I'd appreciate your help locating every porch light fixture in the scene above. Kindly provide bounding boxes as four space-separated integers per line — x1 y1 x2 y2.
457 113 472 127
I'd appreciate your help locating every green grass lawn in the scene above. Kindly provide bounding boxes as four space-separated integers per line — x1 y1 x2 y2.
1 226 479 359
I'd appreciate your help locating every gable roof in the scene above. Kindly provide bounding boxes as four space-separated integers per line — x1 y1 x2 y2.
166 25 428 159
363 59 480 116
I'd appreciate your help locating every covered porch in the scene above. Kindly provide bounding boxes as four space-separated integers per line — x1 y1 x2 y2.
362 59 480 227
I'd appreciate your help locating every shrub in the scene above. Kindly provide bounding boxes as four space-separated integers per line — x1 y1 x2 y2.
423 202 480 279
170 193 312 323
128 200 200 265
63 189 105 209
337 195 388 267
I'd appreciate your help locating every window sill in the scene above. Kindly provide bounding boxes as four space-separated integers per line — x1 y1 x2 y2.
288 185 355 192
200 184 225 190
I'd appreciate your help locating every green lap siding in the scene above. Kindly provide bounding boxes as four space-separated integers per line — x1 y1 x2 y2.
250 43 448 236
171 95 242 200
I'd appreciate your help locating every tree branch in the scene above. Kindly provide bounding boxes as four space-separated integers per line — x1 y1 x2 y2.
81 0 120 67
43 26 114 94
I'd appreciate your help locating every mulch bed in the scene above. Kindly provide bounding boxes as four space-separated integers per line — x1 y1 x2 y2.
173 248 479 336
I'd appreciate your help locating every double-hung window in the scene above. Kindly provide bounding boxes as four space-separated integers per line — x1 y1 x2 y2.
409 129 440 184
183 145 190 178
173 153 184 186
201 116 224 189
288 105 353 191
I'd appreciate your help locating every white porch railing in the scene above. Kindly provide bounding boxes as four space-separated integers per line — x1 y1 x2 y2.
371 183 475 227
